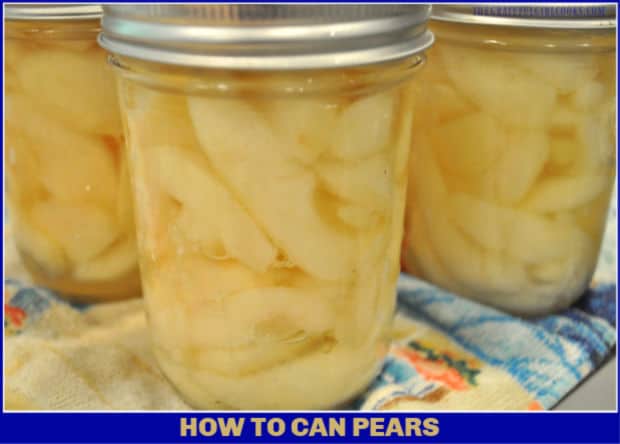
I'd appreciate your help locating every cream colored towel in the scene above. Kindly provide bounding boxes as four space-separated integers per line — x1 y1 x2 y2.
4 226 189 410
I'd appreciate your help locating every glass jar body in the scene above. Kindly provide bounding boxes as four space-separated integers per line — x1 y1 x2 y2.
403 21 616 315
112 55 423 409
5 19 141 301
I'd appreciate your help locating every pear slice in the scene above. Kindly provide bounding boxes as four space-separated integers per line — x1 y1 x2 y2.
152 144 219 208
492 129 549 204
577 105 616 171
522 175 608 212
193 334 331 378
188 97 355 281
450 193 574 264
29 200 119 264
449 193 504 252
525 226 596 313
529 226 595 286
171 207 223 258
125 90 199 150
218 212 277 272
335 222 395 346
426 211 529 297
530 260 569 284
187 97 301 178
7 94 118 209
337 204 382 230
548 136 583 170
331 91 396 160
550 102 614 175
153 144 277 272
433 112 506 178
458 129 548 204
156 339 378 410
16 46 122 135
217 286 336 344
504 214 580 266
38 134 119 210
429 80 475 124
319 153 392 211
11 205 68 275
149 257 335 348
4 125 44 203
549 106 580 135
268 98 339 165
148 257 261 305
514 53 598 95
439 45 556 128
573 81 606 109
572 188 613 239
145 258 261 348
246 173 356 281
73 237 138 281
413 141 528 294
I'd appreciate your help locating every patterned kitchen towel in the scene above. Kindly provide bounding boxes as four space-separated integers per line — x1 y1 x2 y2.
4 195 617 411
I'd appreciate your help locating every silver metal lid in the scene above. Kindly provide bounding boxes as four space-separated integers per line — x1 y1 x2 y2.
4 3 102 21
432 3 616 29
99 4 434 70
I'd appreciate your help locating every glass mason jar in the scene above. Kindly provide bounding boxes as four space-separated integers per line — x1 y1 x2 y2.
5 5 141 301
100 4 433 409
403 5 616 315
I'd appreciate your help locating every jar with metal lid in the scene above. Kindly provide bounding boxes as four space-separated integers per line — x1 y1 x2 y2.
403 4 616 315
5 4 141 301
100 4 433 409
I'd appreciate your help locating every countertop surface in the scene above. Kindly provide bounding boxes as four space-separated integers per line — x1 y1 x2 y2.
554 353 617 411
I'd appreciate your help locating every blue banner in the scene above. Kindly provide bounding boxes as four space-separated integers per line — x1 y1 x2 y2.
0 412 619 443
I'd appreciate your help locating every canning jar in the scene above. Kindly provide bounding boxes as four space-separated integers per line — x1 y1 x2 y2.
403 5 616 315
100 4 433 409
5 4 141 301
